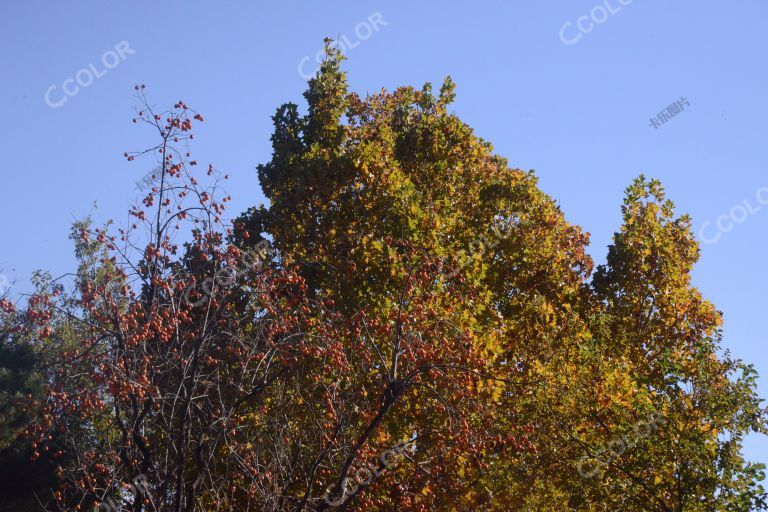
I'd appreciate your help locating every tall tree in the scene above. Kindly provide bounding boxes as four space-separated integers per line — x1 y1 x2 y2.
0 294 50 511
22 42 767 511
234 42 767 510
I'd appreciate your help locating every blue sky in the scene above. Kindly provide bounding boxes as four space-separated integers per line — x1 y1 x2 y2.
1 1 767 464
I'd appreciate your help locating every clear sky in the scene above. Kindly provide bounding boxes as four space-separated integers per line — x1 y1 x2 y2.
1 1 767 465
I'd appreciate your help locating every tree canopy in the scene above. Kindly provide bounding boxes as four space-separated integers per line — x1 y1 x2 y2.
4 41 766 511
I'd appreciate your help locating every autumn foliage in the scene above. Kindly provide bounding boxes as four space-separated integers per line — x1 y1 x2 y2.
1 41 766 511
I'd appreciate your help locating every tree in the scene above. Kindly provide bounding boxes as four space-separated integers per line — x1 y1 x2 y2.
235 39 588 510
582 177 767 510
22 42 767 511
234 42 767 510
0 276 69 512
